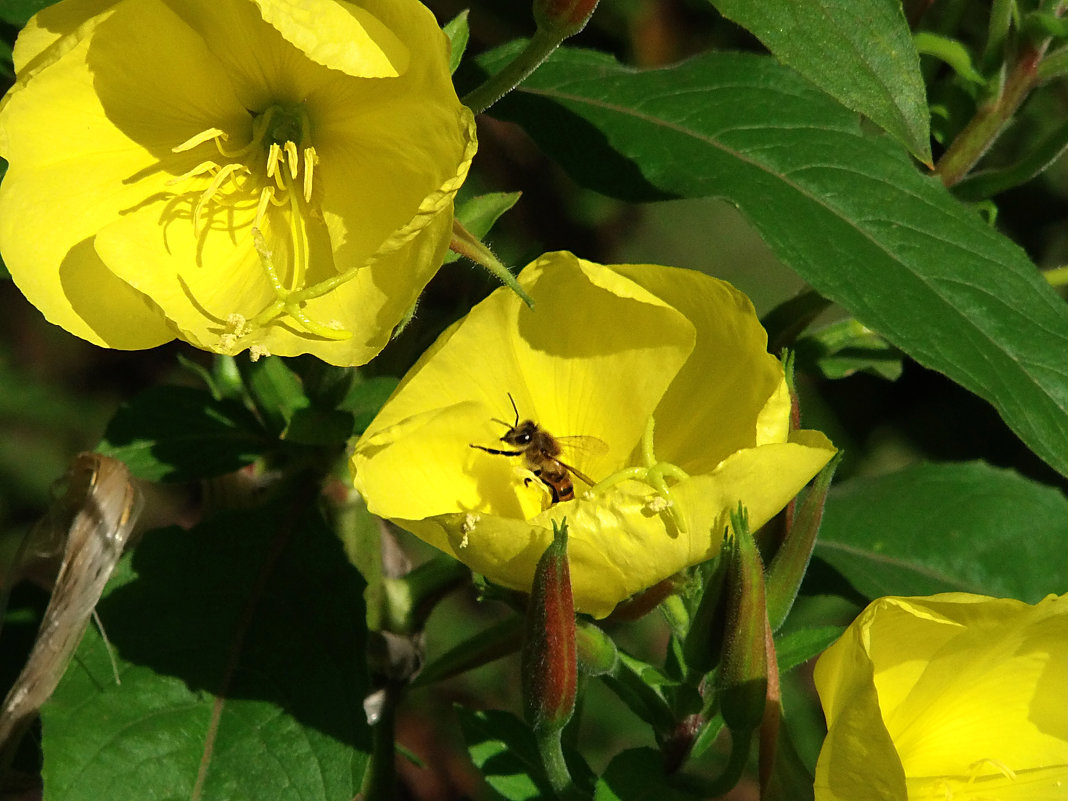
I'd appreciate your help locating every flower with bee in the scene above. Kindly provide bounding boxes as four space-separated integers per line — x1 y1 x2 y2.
0 0 476 365
351 251 836 617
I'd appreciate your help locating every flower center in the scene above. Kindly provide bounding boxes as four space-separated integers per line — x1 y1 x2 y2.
592 416 690 533
169 103 357 348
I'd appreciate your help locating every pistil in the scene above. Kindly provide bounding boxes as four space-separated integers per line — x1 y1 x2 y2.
592 416 690 533
169 103 358 348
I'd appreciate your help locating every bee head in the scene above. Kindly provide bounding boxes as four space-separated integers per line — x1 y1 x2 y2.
502 420 537 446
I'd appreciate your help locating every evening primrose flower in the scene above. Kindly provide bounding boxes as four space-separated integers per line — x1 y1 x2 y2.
814 593 1068 801
351 252 836 617
0 0 476 365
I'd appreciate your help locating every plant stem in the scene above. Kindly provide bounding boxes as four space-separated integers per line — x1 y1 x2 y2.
934 38 1053 187
536 728 582 799
461 28 566 115
360 684 399 801
703 727 753 796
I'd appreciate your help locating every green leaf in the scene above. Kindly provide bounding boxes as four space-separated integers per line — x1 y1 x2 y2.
687 714 725 762
1023 9 1068 39
600 652 676 733
763 723 816 801
479 46 1068 476
815 461 1068 602
0 42 12 84
99 386 269 481
913 32 986 85
444 9 470 75
283 407 355 446
0 0 59 26
412 618 522 687
1038 45 1068 82
593 748 695 801
795 318 904 381
952 118 1068 201
42 496 370 800
708 0 932 163
339 375 399 436
237 356 309 436
774 626 845 674
458 708 578 800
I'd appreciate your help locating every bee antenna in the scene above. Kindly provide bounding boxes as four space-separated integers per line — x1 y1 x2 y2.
506 392 520 427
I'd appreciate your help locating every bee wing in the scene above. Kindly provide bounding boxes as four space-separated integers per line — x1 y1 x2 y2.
556 434 609 458
554 435 609 488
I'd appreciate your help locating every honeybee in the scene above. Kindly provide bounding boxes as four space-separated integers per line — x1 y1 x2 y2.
470 395 606 504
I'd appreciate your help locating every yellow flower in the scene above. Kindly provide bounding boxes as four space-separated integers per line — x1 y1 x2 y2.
351 252 835 617
0 0 476 365
814 593 1068 801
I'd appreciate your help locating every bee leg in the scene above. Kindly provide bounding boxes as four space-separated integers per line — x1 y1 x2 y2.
470 444 524 456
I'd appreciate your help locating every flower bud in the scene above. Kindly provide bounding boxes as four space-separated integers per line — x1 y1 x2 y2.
716 506 769 735
522 520 577 733
682 558 728 675
533 0 600 38
576 620 618 676
765 454 840 632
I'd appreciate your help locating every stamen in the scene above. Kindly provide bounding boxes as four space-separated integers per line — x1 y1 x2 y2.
265 142 282 181
170 103 363 342
166 160 222 185
193 162 247 232
284 140 299 180
224 313 251 337
303 147 318 203
172 128 229 153
968 759 1016 782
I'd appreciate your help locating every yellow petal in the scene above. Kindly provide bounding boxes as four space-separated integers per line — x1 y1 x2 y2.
615 264 789 471
252 0 409 78
881 596 1067 781
815 594 1068 800
8 0 117 78
814 621 909 801
93 200 275 340
292 190 467 365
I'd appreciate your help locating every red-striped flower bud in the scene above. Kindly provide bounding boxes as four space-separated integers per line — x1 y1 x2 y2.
717 506 769 735
533 0 600 38
522 520 577 734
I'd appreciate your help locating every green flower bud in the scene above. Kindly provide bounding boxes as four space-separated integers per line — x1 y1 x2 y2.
576 620 618 676
682 557 728 675
766 454 841 632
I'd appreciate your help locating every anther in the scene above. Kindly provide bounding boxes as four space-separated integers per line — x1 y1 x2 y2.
284 141 299 180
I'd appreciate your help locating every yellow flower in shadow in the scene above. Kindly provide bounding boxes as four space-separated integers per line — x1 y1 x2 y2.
351 252 836 617
814 593 1068 801
0 0 476 365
